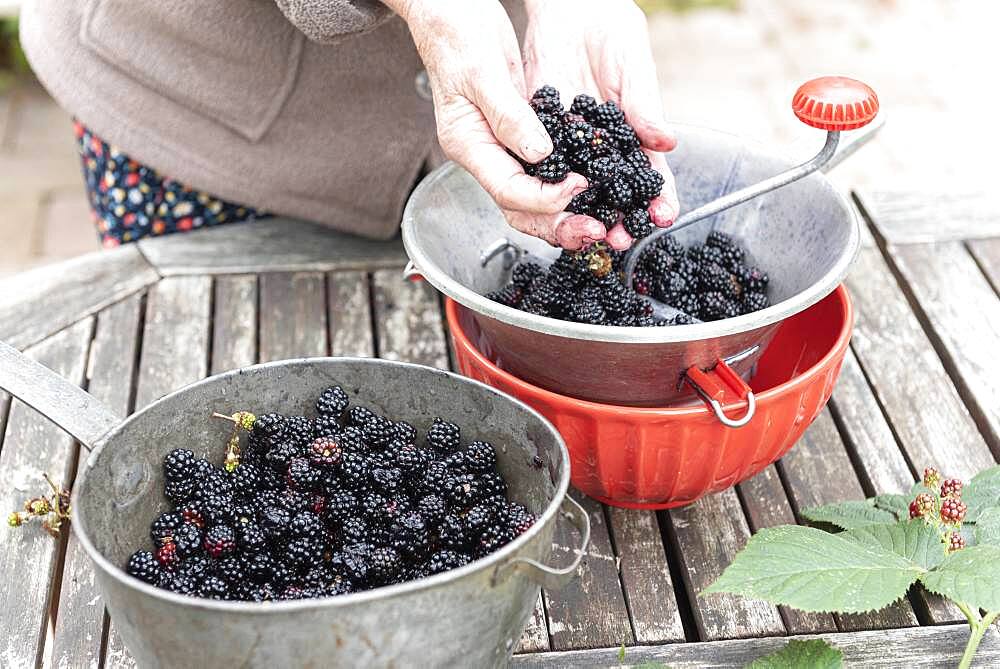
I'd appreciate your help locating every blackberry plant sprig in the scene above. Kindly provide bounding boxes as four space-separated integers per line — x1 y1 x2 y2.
8 472 72 538
705 464 1000 669
211 411 256 472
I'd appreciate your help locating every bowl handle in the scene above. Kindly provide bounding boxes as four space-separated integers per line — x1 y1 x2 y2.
490 494 591 590
0 340 120 450
684 346 758 429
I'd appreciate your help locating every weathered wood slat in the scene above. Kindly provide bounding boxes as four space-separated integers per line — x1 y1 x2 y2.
137 218 406 276
134 276 212 408
0 318 93 668
666 489 785 641
779 409 918 630
968 237 1000 290
846 246 995 479
606 507 685 643
736 467 838 633
259 272 328 362
328 271 375 358
0 245 158 350
372 270 449 370
858 190 1000 244
515 594 550 654
887 242 1000 455
829 349 961 623
543 492 633 651
52 297 142 669
511 624 1000 668
212 276 258 373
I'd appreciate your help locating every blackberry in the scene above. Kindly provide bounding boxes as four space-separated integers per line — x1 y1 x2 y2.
427 550 471 575
279 488 313 514
228 463 261 498
668 312 698 325
655 273 690 306
237 522 268 553
324 491 358 526
168 573 198 597
508 503 536 536
465 441 497 472
316 385 350 418
598 277 636 317
260 505 292 541
156 542 178 568
214 555 246 583
339 451 369 488
463 503 494 536
592 100 625 127
313 414 341 439
198 576 229 600
417 494 448 525
570 93 598 119
393 420 418 445
632 168 664 200
284 416 313 447
445 473 481 509
676 293 701 317
126 550 162 584
735 265 769 293
395 444 427 475
534 152 570 183
486 284 524 308
173 523 204 558
179 502 206 529
561 121 595 152
438 514 469 550
427 418 461 453
338 426 366 454
625 150 651 170
606 122 640 151
604 178 633 209
569 298 606 325
706 230 737 251
699 291 740 321
741 291 770 314
476 525 515 559
622 208 653 239
150 512 184 546
178 555 213 580
340 542 373 583
251 413 285 443
287 457 321 491
698 263 737 296
479 472 508 499
361 546 399 584
289 511 324 540
246 552 276 583
657 233 685 259
391 511 430 559
566 186 599 216
284 537 324 569
592 204 617 228
362 415 395 449
530 85 562 114
164 449 198 482
265 441 299 472
202 525 236 558
308 436 342 469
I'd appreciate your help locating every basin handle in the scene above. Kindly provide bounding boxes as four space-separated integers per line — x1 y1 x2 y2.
0 340 121 450
402 260 424 282
491 494 591 590
684 346 758 429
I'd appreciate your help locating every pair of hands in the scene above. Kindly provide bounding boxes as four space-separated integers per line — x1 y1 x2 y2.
388 0 680 250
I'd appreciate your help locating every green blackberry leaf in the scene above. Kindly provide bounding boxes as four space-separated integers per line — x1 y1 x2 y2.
800 500 898 530
703 525 923 613
842 520 945 570
919 545 1000 611
871 494 911 521
963 466 1000 522
974 507 1000 547
746 639 843 669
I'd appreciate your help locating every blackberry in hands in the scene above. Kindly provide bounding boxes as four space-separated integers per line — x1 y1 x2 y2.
535 152 570 183
570 93 598 119
530 85 562 114
622 208 653 238
592 100 626 126
604 178 633 209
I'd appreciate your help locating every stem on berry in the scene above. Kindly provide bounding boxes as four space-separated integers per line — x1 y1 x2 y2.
212 412 238 423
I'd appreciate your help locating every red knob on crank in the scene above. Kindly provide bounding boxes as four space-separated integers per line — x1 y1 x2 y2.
791 76 879 131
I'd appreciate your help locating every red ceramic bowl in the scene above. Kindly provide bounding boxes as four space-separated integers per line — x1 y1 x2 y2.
446 286 854 509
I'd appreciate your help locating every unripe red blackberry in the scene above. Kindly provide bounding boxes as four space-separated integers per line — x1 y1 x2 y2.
308 436 342 469
203 525 236 558
940 478 963 499
940 498 967 524
909 492 936 519
156 541 178 568
923 467 942 490
947 531 966 553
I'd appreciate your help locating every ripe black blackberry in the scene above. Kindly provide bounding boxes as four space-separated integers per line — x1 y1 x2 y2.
535 152 570 183
465 441 497 472
362 415 395 449
339 451 369 488
604 178 633 209
438 514 469 550
592 204 617 228
393 420 418 445
698 263 739 299
623 208 653 238
237 522 267 553
390 511 430 559
530 85 562 114
150 512 184 546
570 93 599 119
592 99 626 126
229 462 261 498
605 122 640 151
251 413 286 443
164 449 198 482
735 265 769 293
316 385 349 418
417 494 447 525
427 417 461 453
284 537 324 569
338 426 366 454
203 525 236 558
283 416 313 447
625 150 651 170
323 491 358 526
561 121 595 153
347 405 376 428
395 444 427 474
265 441 298 472
632 168 665 200
700 291 741 321
566 187 599 216
126 550 162 584
371 466 405 496
741 291 770 314
588 155 620 184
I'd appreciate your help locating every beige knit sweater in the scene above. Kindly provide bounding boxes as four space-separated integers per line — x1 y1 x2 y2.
21 1 525 240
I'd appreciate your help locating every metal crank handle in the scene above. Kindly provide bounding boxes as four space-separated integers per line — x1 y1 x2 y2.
491 495 591 590
624 76 880 286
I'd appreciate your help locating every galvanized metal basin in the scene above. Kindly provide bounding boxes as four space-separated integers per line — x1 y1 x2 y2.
0 345 587 668
401 124 862 406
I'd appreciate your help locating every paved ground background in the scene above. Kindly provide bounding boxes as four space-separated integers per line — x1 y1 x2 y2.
0 0 997 275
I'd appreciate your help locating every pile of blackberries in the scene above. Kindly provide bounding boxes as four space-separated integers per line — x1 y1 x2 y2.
125 386 536 601
519 86 665 239
487 231 769 325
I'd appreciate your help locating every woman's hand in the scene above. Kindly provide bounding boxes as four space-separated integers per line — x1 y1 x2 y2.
521 0 680 250
388 0 608 249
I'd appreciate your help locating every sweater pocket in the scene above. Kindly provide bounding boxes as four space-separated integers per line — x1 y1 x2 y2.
80 0 304 143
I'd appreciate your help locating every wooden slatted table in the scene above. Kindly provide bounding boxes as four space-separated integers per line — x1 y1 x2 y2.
1 201 999 668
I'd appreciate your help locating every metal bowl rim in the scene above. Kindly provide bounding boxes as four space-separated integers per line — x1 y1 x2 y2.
71 357 571 614
401 123 861 344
